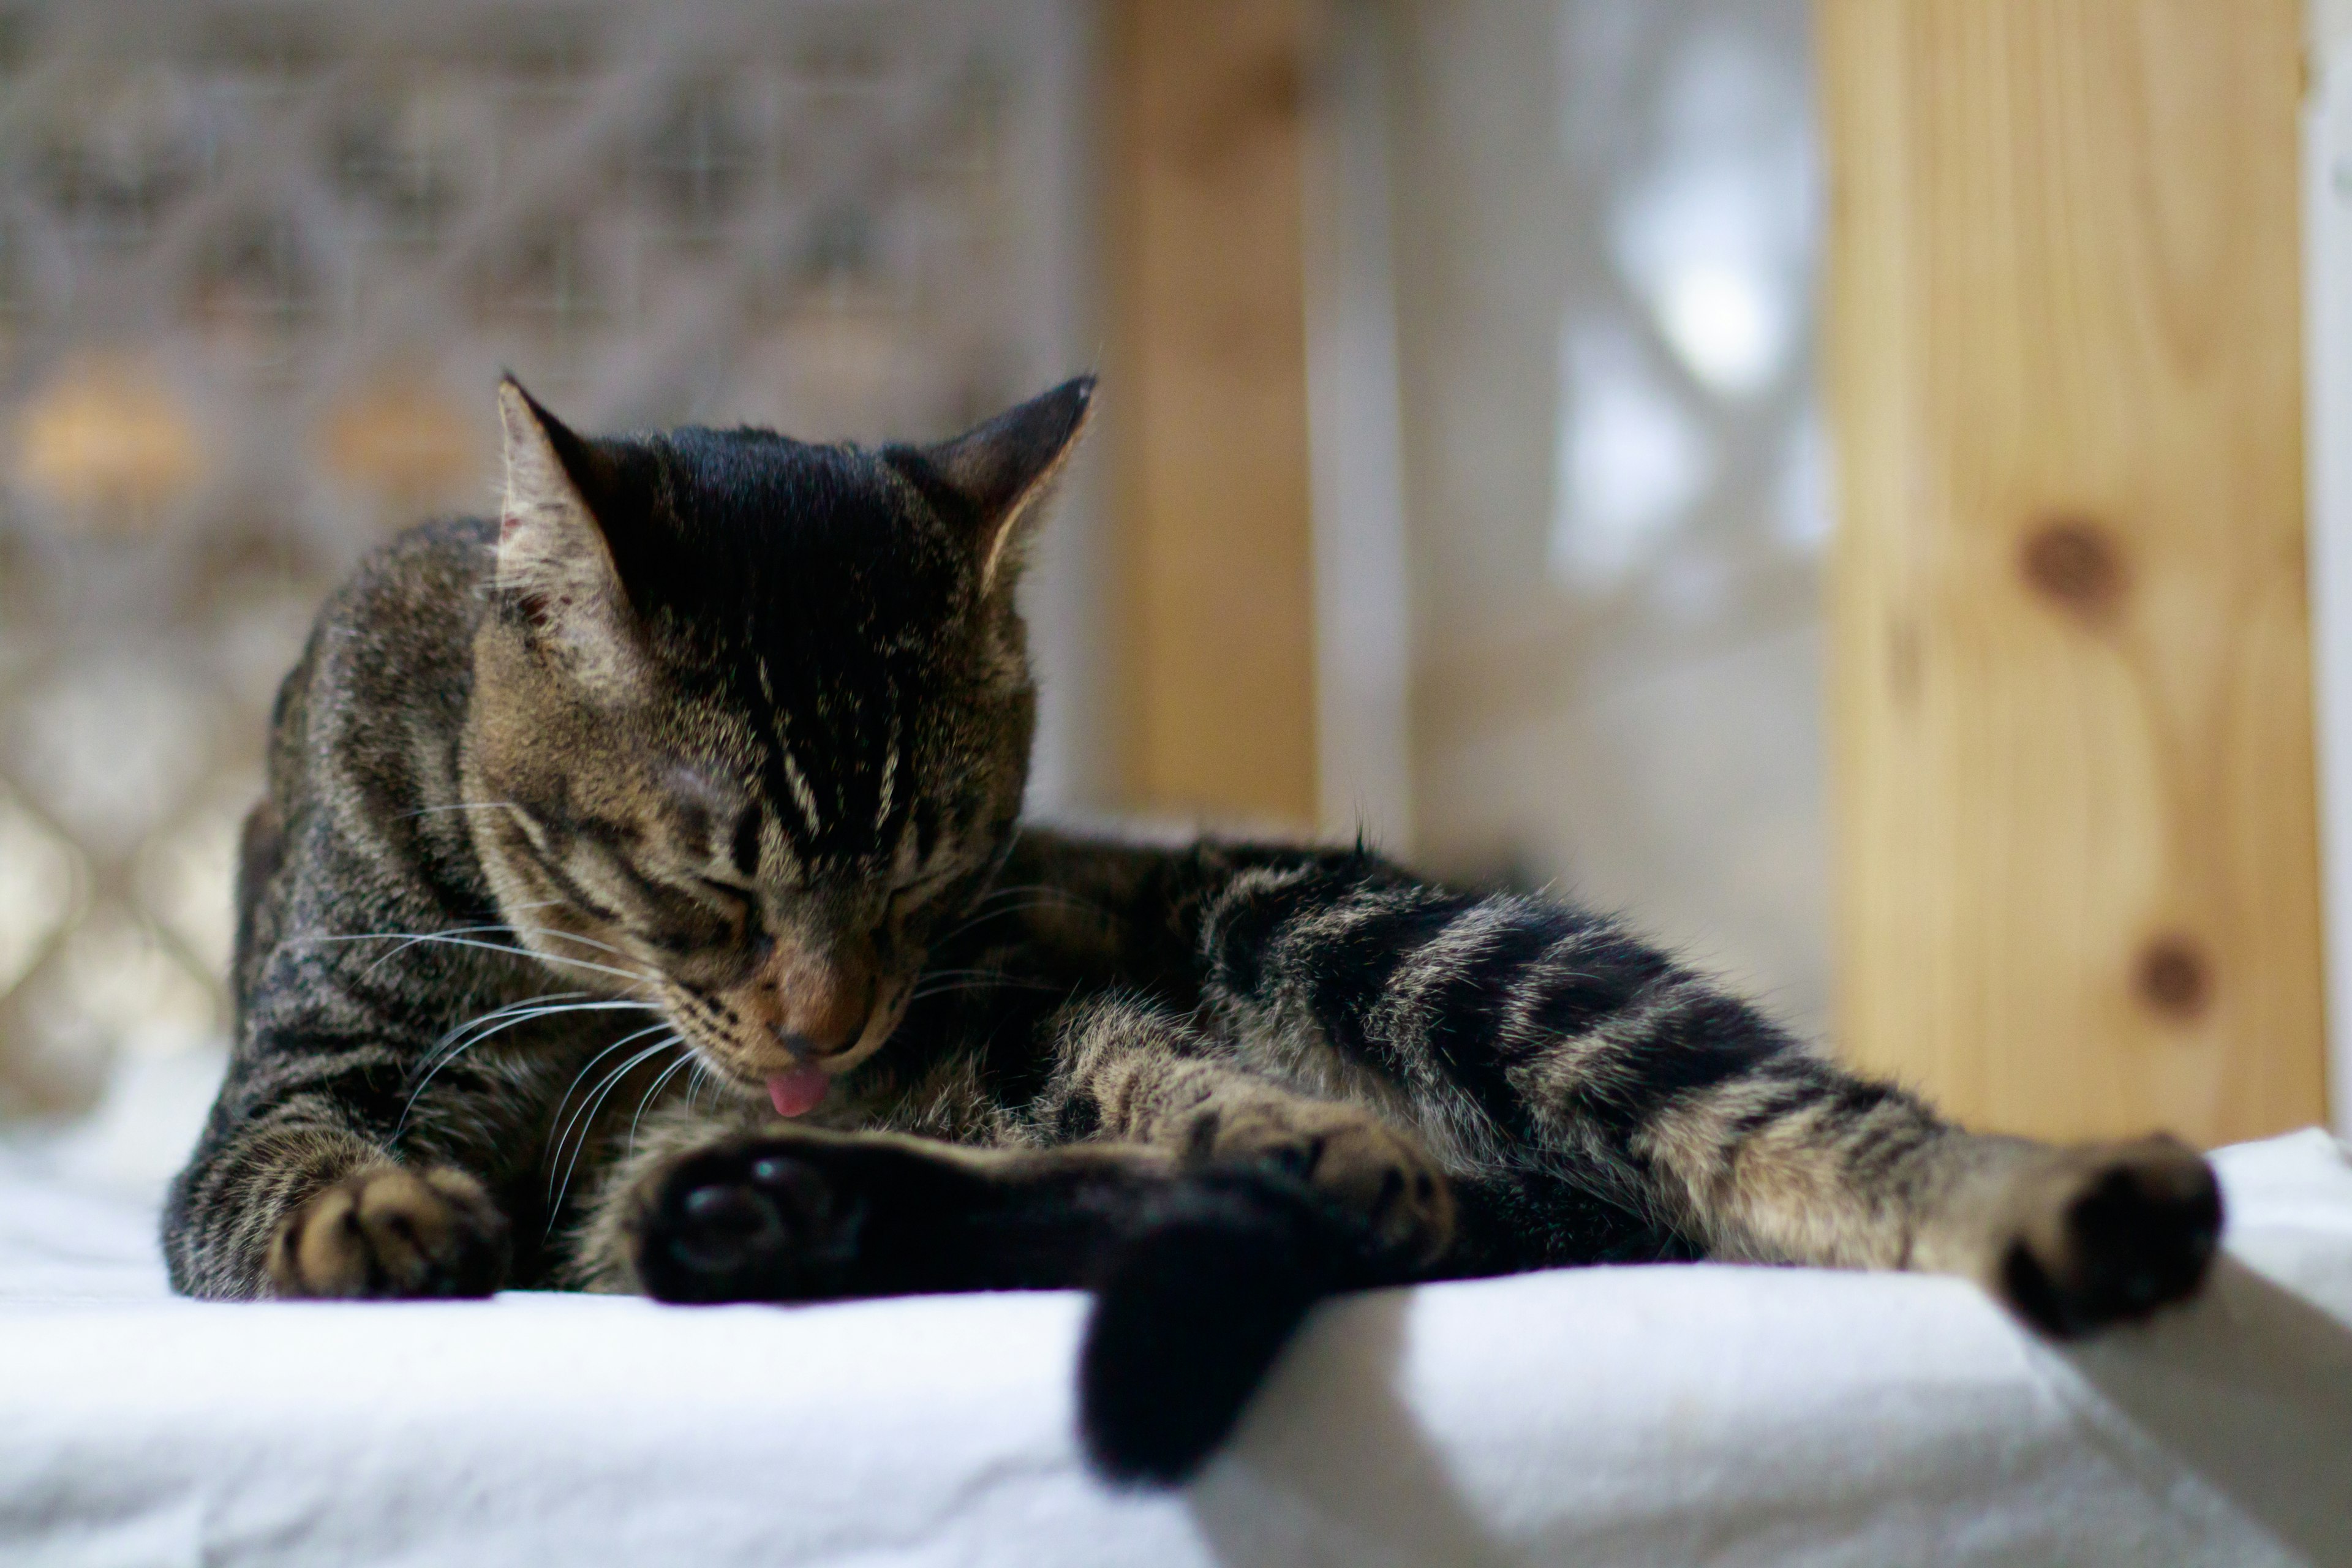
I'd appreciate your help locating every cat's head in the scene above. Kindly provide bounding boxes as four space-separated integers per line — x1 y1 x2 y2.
462 375 1092 1109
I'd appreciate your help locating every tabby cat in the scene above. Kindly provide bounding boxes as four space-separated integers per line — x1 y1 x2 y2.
165 377 2223 1483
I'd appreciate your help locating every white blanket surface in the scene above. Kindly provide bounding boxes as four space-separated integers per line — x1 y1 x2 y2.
4 1074 2349 1567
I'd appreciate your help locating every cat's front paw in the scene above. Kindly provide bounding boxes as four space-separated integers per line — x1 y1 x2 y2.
267 1165 509 1298
1992 1135 2223 1336
1204 1102 1455 1267
633 1137 868 1303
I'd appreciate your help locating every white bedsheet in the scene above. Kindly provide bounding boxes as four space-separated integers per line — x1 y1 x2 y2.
3 1107 2349 1567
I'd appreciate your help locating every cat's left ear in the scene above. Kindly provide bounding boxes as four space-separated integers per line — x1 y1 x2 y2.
905 375 1095 596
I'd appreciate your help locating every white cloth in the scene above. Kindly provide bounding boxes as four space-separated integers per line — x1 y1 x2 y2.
3 1106 2349 1567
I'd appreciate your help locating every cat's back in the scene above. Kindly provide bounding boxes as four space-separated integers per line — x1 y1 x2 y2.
257 515 499 897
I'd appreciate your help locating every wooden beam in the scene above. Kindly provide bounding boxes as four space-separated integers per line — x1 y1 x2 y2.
1820 0 2328 1144
1105 0 1319 827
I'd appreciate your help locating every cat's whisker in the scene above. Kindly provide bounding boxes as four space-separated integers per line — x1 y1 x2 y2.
548 1045 669 1218
963 893 1098 919
303 930 660 990
688 1060 722 1117
545 1022 687 1170
339 922 660 986
398 995 669 1131
905 976 1066 1004
970 881 1100 912
938 885 1107 941
423 990 649 1058
409 991 593 1086
907 984 985 1004
546 1027 674 1152
951 887 1046 922
544 1023 688 1196
937 904 1057 941
415 994 662 1080
503 925 649 966
944 881 1054 914
628 1049 698 1159
548 1036 685 1223
448 917 668 987
400 989 595 1117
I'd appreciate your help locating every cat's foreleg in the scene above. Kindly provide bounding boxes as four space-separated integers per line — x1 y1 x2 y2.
1031 995 1454 1265
164 1090 509 1300
595 1113 1402 1485
585 1117 1182 1299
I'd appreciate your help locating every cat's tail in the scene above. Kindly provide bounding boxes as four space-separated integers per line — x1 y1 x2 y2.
1077 1169 1400 1486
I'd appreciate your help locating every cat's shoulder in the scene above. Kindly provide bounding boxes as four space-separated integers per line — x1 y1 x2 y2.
277 516 498 755
294 516 497 684
326 515 499 633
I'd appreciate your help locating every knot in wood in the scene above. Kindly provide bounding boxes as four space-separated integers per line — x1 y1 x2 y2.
2135 935 2211 1021
2020 516 2125 619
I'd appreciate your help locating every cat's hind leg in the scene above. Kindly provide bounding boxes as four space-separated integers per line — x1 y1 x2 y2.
1194 861 2224 1333
1033 995 1456 1266
1544 1006 2225 1333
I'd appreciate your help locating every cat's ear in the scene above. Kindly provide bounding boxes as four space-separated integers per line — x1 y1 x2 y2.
494 377 641 684
910 375 1095 595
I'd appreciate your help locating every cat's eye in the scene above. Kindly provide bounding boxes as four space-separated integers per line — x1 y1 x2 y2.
696 875 755 913
692 875 763 946
728 807 762 879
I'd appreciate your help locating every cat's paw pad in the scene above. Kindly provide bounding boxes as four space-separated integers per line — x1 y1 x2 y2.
1208 1104 1455 1267
268 1165 508 1298
634 1139 865 1303
1995 1135 2223 1336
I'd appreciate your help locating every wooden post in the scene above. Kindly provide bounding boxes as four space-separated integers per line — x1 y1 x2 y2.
1820 0 2329 1144
1105 0 1321 827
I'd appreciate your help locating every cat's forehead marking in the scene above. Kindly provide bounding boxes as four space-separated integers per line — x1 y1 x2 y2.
764 814 806 885
875 712 900 834
777 744 823 837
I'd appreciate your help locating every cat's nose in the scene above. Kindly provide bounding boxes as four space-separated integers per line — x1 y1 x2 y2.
762 940 884 1062
770 994 864 1058
761 949 874 1058
771 1021 860 1061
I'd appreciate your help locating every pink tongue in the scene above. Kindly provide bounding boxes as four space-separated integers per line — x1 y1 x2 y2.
767 1067 829 1118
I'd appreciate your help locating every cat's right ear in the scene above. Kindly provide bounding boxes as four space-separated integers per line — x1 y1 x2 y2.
904 375 1096 598
494 378 641 686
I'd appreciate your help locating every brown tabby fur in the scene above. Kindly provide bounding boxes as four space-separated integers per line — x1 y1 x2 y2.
166 378 2223 1378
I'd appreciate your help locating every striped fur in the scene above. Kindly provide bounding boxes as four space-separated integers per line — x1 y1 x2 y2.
168 382 2223 1444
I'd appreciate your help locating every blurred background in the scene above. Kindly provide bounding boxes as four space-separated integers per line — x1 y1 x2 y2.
0 1 2335 1154
0 0 1099 1120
